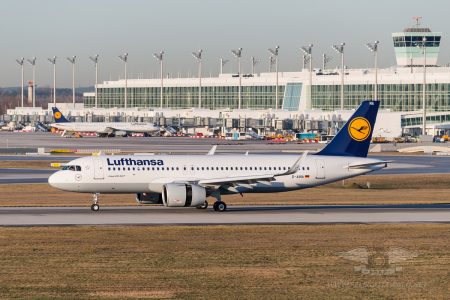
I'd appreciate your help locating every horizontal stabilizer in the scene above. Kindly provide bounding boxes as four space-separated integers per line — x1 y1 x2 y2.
347 161 390 169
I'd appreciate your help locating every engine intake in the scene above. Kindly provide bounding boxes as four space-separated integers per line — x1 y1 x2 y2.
163 183 206 207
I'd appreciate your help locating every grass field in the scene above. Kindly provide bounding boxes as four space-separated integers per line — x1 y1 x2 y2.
1 173 449 207
0 224 448 299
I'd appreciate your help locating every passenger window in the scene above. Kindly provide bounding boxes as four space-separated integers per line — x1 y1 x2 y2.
221 167 224 170
245 167 247 170
201 167 204 170
176 167 179 170
307 167 310 170
128 167 131 171
108 167 111 171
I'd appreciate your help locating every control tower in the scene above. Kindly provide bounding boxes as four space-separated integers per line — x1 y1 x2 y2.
392 17 442 67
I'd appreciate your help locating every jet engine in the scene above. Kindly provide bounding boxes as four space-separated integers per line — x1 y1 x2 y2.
135 192 163 204
162 183 206 207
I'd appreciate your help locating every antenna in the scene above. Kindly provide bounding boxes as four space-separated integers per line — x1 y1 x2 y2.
412 16 422 28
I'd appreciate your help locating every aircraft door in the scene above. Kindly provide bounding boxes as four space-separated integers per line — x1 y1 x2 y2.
315 159 325 179
93 158 105 179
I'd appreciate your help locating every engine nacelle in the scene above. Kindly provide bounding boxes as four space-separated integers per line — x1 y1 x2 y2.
136 192 163 204
162 183 206 207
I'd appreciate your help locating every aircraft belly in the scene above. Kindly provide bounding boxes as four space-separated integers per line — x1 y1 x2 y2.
77 182 149 193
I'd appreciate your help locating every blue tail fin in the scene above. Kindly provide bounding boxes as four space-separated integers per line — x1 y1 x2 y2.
52 107 69 123
316 100 380 158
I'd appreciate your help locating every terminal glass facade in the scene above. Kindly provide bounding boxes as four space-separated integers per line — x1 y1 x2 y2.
84 85 284 110
282 83 302 111
311 83 450 112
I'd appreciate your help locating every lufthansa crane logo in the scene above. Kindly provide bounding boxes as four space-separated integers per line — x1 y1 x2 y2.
348 117 371 142
54 112 62 119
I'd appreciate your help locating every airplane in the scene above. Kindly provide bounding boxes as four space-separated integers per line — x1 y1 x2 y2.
50 107 160 137
48 100 388 212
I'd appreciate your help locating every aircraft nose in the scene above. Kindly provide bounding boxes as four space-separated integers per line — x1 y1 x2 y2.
48 172 63 189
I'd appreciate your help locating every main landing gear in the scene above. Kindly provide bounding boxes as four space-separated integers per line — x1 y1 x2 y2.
213 201 227 212
210 191 227 212
91 193 100 211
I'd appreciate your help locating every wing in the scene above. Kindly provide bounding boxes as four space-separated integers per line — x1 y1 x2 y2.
191 151 308 190
154 152 308 190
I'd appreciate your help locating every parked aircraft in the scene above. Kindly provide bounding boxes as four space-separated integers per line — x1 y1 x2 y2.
50 107 160 137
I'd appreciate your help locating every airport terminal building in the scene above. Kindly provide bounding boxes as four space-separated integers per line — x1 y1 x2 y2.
5 23 450 137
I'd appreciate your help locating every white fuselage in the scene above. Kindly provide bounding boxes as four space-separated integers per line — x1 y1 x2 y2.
50 122 159 134
48 154 385 195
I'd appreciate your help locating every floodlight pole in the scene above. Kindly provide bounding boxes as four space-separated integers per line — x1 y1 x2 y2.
27 58 36 107
322 54 332 71
15 58 24 107
332 43 345 110
251 57 259 74
268 46 280 109
192 50 203 109
67 56 76 107
231 48 243 109
220 58 229 74
118 53 128 108
47 56 57 106
153 51 164 108
89 55 99 107
269 56 275 72
366 41 379 100
301 44 314 109
418 37 427 135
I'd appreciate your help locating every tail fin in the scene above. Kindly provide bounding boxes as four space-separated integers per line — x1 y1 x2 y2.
52 107 69 123
316 100 380 158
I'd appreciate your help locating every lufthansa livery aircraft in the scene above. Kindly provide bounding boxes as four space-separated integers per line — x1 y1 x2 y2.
50 107 160 137
49 100 387 212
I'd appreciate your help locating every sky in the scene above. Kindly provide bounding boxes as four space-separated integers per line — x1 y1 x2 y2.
0 0 447 88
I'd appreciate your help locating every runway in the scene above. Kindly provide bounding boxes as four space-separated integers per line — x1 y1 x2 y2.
1 204 449 226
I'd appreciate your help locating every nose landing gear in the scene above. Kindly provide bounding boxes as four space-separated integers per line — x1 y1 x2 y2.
91 193 100 211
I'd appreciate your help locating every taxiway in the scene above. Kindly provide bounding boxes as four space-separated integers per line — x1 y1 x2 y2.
1 204 449 226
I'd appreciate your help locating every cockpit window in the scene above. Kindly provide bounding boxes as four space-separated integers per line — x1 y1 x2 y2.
62 165 81 171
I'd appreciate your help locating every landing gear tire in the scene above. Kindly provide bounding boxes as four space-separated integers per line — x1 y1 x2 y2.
213 201 227 212
196 201 208 209
91 204 100 211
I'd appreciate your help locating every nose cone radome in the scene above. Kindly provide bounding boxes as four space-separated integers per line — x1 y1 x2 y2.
48 171 72 191
48 172 60 189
